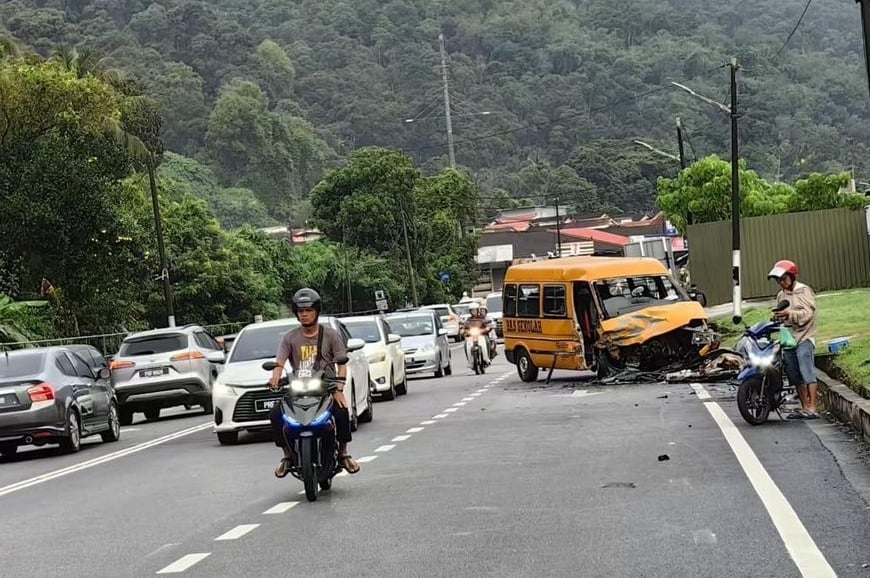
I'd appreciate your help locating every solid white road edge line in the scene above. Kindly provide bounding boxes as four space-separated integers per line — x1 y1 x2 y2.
0 422 212 498
692 383 836 578
215 524 259 541
156 553 211 574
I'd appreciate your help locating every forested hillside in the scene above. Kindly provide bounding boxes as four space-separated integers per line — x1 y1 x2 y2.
1 0 867 218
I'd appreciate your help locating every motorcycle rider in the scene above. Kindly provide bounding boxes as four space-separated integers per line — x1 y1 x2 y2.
463 302 494 366
767 259 819 420
268 288 361 478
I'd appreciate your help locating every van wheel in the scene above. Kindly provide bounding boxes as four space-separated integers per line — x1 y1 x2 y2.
516 349 539 382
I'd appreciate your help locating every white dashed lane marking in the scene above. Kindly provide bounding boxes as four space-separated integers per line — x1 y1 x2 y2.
444 408 459 413
406 427 424 433
263 502 298 515
156 553 211 574
215 524 259 541
420 420 436 425
392 435 411 442
375 445 395 452
433 414 449 419
357 455 379 463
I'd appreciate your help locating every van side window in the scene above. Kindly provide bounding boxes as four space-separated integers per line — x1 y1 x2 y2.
543 285 567 317
517 284 540 318
504 284 518 317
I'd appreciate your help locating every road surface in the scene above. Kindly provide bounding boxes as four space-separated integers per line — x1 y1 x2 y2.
2 350 869 577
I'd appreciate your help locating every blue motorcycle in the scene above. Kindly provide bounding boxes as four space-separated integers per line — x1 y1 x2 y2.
262 361 344 502
734 302 797 425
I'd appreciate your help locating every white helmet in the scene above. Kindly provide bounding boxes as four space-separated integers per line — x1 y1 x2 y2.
468 302 480 311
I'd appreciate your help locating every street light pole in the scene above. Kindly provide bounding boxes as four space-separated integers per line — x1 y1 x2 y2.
146 154 175 328
438 33 456 168
671 60 742 323
857 1 870 98
729 58 741 325
554 198 562 258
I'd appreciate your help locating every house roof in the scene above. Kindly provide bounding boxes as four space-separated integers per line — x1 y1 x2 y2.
556 227 631 247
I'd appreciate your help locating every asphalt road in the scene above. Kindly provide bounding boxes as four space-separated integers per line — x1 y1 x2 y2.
2 345 870 577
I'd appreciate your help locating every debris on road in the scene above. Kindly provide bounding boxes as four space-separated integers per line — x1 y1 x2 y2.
658 454 670 462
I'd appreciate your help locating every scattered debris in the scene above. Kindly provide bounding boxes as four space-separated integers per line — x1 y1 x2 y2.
658 454 670 462
657 393 669 399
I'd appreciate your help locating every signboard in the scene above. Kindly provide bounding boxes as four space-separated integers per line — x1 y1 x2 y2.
376 299 389 311
374 290 386 301
476 244 514 264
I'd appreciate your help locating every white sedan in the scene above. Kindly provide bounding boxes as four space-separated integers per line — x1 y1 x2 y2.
342 315 407 400
211 316 372 445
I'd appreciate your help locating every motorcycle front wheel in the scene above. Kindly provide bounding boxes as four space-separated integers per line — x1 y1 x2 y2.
301 438 318 502
737 376 771 425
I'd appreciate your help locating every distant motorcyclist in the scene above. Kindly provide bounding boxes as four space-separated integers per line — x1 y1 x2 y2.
464 303 494 365
268 288 360 478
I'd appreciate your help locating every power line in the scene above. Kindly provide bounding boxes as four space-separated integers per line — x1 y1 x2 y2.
771 0 814 61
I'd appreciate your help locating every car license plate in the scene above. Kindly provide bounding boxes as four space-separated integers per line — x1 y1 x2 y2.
140 367 167 378
255 398 281 412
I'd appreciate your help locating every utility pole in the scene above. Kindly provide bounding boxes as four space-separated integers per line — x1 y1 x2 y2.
729 58 742 325
554 198 563 258
400 208 420 306
343 226 353 314
676 117 692 226
857 1 870 97
147 154 175 328
438 33 456 168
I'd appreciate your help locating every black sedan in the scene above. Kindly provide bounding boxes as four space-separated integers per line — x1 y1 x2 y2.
0 346 121 457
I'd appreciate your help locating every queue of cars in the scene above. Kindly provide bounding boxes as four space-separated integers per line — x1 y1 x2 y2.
0 303 461 456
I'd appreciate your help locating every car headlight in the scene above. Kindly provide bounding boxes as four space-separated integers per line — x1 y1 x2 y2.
212 379 237 397
420 342 436 352
748 351 775 370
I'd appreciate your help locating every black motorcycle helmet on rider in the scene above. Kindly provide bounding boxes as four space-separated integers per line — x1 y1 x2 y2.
291 288 322 326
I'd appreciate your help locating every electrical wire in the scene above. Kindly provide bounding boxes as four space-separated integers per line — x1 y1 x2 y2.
770 0 814 62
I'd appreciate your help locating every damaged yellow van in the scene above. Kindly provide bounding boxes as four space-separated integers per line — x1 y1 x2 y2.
502 256 717 381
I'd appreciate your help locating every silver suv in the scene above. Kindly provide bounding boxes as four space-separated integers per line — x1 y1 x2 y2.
109 325 226 425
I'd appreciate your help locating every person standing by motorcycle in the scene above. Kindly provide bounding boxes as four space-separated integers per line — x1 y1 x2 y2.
268 288 361 477
464 303 493 366
767 260 820 420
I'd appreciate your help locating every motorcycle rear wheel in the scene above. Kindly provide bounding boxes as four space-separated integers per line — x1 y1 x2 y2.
737 376 771 425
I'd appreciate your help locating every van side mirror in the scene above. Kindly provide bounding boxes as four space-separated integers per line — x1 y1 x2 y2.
347 338 366 352
387 333 401 344
97 367 111 380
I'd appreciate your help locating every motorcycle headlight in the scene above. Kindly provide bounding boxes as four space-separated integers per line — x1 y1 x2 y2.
748 351 775 370
290 378 323 395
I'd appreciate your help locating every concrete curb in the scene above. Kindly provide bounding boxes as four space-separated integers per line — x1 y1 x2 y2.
816 367 870 445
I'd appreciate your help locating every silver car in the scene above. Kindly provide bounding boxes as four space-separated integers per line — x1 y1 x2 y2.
109 325 226 425
386 310 452 378
0 347 121 457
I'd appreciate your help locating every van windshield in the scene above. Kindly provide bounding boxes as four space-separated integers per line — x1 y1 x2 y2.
594 275 686 318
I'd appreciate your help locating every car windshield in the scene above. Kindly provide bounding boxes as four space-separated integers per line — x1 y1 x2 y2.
594 275 686 318
387 316 434 337
343 320 381 343
119 334 187 356
453 304 470 316
0 351 45 379
229 325 296 362
486 295 502 312
426 306 449 318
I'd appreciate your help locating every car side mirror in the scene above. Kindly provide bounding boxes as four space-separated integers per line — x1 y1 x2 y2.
206 351 226 364
262 361 278 371
387 333 401 344
347 338 366 352
437 328 448 336
97 367 111 380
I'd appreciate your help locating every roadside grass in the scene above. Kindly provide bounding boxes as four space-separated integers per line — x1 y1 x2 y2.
711 289 870 397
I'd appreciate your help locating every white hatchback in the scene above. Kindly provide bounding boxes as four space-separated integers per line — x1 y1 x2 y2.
342 315 407 400
211 317 371 445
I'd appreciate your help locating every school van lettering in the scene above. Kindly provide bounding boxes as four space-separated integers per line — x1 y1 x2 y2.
505 318 543 333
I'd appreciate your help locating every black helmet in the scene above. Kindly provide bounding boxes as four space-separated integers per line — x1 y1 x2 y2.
291 288 322 316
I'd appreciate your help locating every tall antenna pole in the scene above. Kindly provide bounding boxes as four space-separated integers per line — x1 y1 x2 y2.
438 33 456 168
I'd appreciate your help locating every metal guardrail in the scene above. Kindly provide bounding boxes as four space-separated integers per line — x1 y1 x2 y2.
0 321 253 355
